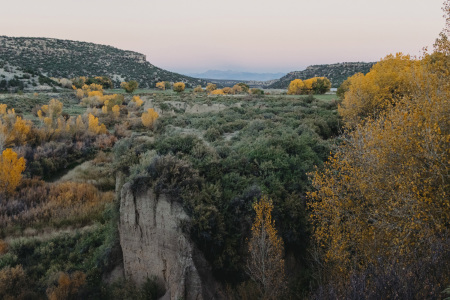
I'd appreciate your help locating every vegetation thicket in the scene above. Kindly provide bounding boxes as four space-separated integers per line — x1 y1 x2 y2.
308 3 450 297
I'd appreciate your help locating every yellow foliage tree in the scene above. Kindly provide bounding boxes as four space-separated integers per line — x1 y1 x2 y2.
0 148 26 195
87 114 107 135
38 99 63 122
232 84 243 94
338 53 415 127
222 87 234 94
308 40 450 290
141 108 159 129
287 77 331 95
287 79 305 95
112 105 120 119
206 83 217 93
156 81 166 90
1 114 32 147
0 104 7 115
246 196 286 299
132 95 144 107
173 82 185 93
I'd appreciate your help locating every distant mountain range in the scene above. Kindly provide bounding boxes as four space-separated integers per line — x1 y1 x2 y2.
0 36 207 88
186 70 286 81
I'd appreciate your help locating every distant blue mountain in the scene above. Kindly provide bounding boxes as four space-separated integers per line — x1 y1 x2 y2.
186 70 286 81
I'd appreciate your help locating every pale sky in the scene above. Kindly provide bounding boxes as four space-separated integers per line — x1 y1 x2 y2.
0 0 445 73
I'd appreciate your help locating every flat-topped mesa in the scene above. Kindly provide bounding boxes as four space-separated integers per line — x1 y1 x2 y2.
119 180 223 300
0 35 206 88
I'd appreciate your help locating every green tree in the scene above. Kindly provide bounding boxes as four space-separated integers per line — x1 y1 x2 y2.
120 80 139 94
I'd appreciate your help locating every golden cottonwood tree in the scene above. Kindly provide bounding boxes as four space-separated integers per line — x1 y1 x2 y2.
87 114 107 134
206 83 217 93
0 148 26 195
156 81 166 90
338 53 415 127
287 79 305 95
112 105 120 119
308 33 450 291
173 82 185 93
141 108 159 129
0 108 32 147
287 77 331 95
246 196 286 299
131 95 143 107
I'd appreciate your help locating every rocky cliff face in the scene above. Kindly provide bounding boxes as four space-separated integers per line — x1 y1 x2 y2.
119 182 223 300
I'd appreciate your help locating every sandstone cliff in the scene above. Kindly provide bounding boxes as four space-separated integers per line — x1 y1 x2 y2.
119 181 223 300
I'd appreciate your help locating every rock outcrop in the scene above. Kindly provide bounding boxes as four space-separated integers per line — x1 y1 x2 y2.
119 182 222 300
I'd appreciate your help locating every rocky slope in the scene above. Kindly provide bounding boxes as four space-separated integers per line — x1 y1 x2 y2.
268 62 375 88
0 60 62 92
0 36 207 88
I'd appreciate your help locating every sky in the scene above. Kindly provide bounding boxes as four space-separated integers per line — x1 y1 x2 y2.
0 0 445 74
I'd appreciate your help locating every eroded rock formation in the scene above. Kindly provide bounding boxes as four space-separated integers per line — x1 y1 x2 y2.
119 182 222 300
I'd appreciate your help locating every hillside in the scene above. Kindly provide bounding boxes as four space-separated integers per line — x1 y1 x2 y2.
0 36 207 88
268 62 375 88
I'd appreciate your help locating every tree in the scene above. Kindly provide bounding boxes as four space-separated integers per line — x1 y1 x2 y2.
193 85 204 93
308 33 450 296
222 87 234 94
246 196 286 299
87 114 107 134
287 77 331 95
238 82 250 93
156 81 166 90
338 53 415 127
206 83 217 93
311 77 331 94
173 82 185 93
141 108 159 129
131 95 143 107
112 105 120 119
232 84 243 94
46 271 86 300
120 80 139 94
92 76 113 89
336 77 352 99
0 148 26 195
287 79 304 95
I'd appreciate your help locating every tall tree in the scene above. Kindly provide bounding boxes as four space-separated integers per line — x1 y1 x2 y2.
0 148 26 196
246 196 286 299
